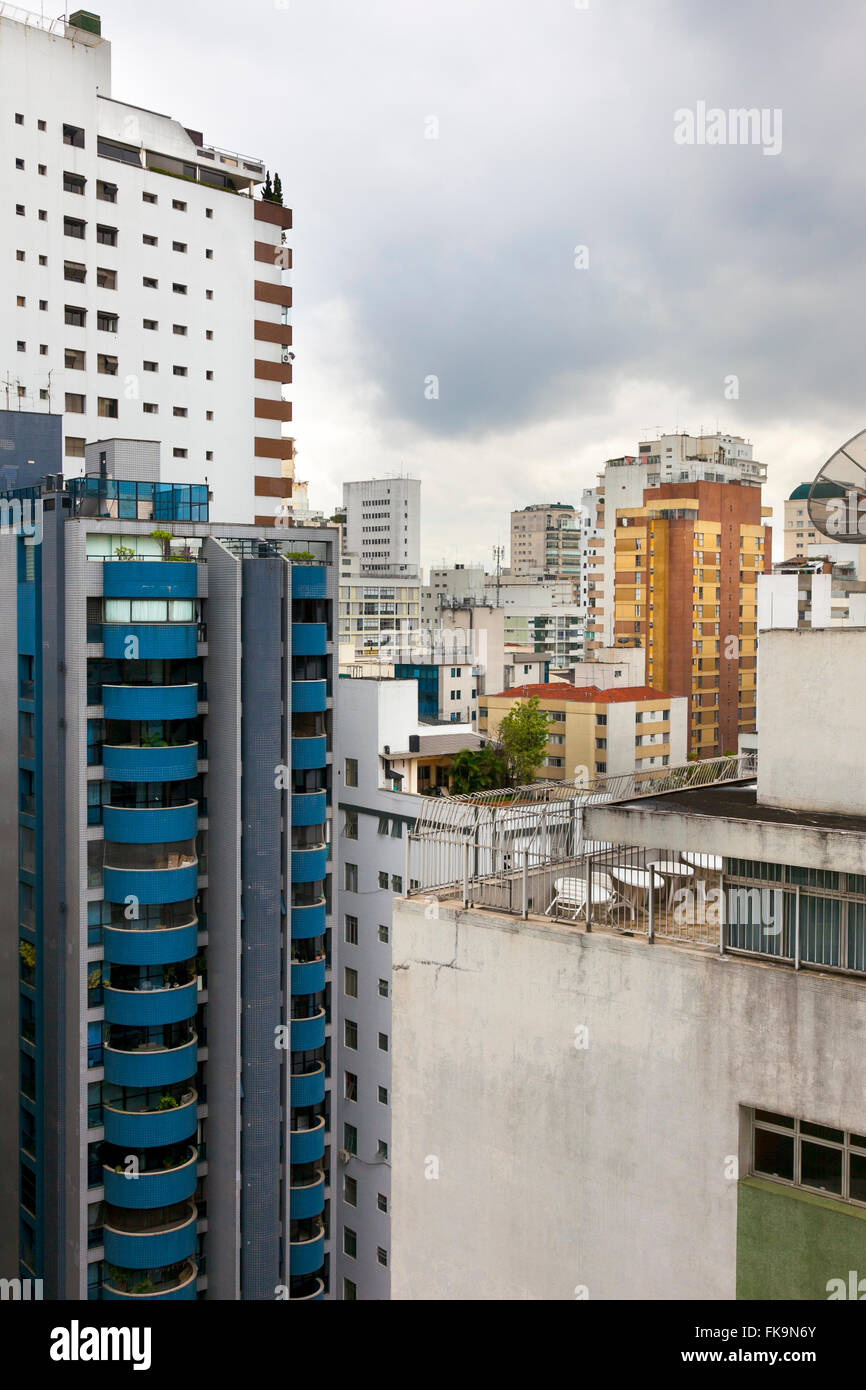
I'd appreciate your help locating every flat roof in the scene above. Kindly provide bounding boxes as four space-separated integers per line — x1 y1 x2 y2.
618 782 866 836
490 682 670 704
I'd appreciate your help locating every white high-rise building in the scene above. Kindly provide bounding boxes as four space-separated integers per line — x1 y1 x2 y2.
0 7 293 523
342 476 420 575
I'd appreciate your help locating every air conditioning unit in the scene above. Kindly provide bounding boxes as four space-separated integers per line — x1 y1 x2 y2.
281 353 291 363
338 1149 352 1166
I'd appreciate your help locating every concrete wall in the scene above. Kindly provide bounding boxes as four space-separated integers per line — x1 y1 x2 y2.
391 897 866 1300
758 628 866 815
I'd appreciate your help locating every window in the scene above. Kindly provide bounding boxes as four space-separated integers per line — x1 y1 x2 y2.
97 267 117 290
173 282 188 295
96 225 118 246
173 241 187 253
143 234 158 246
15 204 24 216
143 403 158 415
391 875 402 894
343 1279 357 1300
378 978 389 998
344 809 358 840
344 1175 357 1206
377 1192 388 1213
377 1247 388 1267
345 757 358 787
344 1071 358 1101
38 299 47 311
343 1123 357 1156
64 260 86 283
37 120 46 131
143 191 158 204
378 871 389 890
97 311 118 333
344 915 358 945
750 1109 866 1203
15 113 23 125
206 289 214 300
172 199 187 211
173 407 188 418
206 410 214 422
344 862 358 892
97 354 118 376
97 180 117 203
206 451 213 462
172 448 187 459
98 397 118 418
65 392 85 413
143 361 158 372
344 967 358 998
15 157 24 170
343 1228 357 1259
16 250 25 262
16 341 25 353
65 437 85 458
143 276 158 289
63 123 85 147
344 1019 358 1050
378 1032 388 1052
63 171 86 195
377 1086 388 1106
16 296 25 308
173 324 187 336
378 923 389 944
206 370 214 381
206 207 213 218
205 330 213 341
143 318 158 331
64 215 86 239
173 365 188 377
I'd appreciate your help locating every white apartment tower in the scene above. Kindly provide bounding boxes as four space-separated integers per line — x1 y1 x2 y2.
343 477 421 576
0 8 293 523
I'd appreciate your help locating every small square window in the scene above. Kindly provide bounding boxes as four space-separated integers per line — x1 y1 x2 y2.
16 205 24 216
206 410 214 421
173 365 188 377
16 250 24 262
343 1175 357 1206
378 978 389 998
37 120 46 132
345 757 358 787
38 300 47 311
206 207 213 218
173 448 188 459
143 403 158 414
205 248 213 258
344 915 358 945
173 283 187 295
16 296 25 308
143 234 158 246
377 1246 388 1267
173 407 188 418
39 344 47 356
376 1140 388 1160
172 199 187 211
343 1228 357 1259
206 370 214 381
205 451 213 462
377 1192 388 1213
38 165 46 176
15 158 24 170
344 1020 357 1050
205 330 213 341
378 1032 388 1052
16 341 25 353
15 114 24 125
143 192 157 204
344 1071 358 1102
38 255 46 267
206 289 213 300
173 324 187 336
343 1278 357 1300
377 924 389 944
344 967 358 998
377 1086 388 1106
143 319 158 331
143 276 158 289
38 210 46 221
378 871 389 890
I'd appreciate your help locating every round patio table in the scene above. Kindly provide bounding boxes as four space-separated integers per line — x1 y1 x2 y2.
610 866 664 922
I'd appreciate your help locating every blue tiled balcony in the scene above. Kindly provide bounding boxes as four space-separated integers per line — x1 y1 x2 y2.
291 845 327 882
103 1206 197 1269
290 1063 326 1108
291 680 327 713
102 684 198 722
290 791 326 826
289 1230 324 1276
292 624 328 656
103 1035 198 1088
291 956 326 995
103 625 197 661
103 979 198 1027
291 900 326 940
102 742 198 783
290 566 327 599
103 1150 197 1209
291 1010 325 1052
103 1091 198 1148
291 1279 324 1301
289 1172 325 1221
103 921 198 967
103 863 198 907
103 802 198 844
103 561 198 600
102 1261 197 1301
289 1117 325 1165
291 736 327 770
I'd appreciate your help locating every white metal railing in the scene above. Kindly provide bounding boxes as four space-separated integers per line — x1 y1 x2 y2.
0 4 101 42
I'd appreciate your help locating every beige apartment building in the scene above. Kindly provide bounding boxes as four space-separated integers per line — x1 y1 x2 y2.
478 681 687 780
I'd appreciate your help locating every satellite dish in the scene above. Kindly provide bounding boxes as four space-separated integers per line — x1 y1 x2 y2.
808 429 866 541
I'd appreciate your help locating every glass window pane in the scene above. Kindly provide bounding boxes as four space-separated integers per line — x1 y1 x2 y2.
754 1127 794 1181
800 1140 843 1195
850 1153 866 1203
754 1110 794 1129
800 1121 843 1144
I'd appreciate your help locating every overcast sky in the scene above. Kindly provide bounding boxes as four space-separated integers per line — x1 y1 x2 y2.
95 0 866 568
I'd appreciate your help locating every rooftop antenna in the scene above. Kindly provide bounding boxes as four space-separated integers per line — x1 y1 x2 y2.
492 544 504 605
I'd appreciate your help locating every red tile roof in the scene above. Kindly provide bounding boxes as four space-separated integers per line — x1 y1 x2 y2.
490 682 670 704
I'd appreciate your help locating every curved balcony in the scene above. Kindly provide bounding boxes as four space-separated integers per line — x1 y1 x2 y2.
102 684 198 723
103 1203 197 1270
292 624 328 657
103 624 197 661
103 802 198 845
290 1116 325 1165
102 742 198 783
291 680 327 714
290 566 327 599
103 560 197 600
289 1229 325 1277
290 791 326 826
291 955 326 996
291 1063 326 1109
103 863 198 907
104 1034 198 1088
103 1089 198 1147
289 1170 325 1221
103 1147 197 1209
291 1009 326 1052
104 979 198 1027
291 900 326 940
290 1277 324 1301
102 1259 197 1301
291 845 328 883
291 735 327 770
104 920 197 967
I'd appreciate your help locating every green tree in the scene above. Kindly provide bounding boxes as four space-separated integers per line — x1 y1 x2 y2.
496 696 550 786
261 171 274 202
273 171 283 206
449 745 508 795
